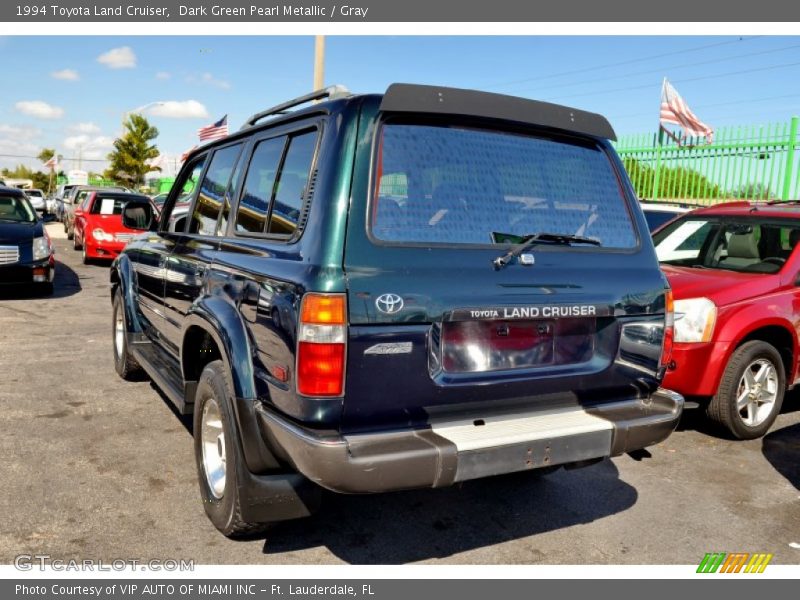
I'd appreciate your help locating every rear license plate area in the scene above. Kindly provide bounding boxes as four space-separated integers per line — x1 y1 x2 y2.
441 319 594 373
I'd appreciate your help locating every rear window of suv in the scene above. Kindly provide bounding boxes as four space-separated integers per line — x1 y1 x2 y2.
371 123 637 248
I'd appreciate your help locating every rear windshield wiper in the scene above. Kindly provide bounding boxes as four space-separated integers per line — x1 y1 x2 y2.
492 231 601 270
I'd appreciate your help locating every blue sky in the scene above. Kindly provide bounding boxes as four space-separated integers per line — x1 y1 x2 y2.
1 35 799 175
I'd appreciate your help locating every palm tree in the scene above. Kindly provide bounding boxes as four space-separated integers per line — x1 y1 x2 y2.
105 114 160 188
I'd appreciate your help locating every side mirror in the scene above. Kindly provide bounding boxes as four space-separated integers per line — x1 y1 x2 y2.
122 202 157 231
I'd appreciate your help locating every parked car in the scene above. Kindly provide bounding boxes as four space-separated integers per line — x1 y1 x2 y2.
72 191 151 264
54 183 78 222
110 83 683 537
63 185 126 239
151 193 169 210
45 193 58 216
0 186 55 294
24 189 47 215
653 200 800 439
640 201 692 232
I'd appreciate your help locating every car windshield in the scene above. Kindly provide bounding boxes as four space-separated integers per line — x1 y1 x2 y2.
90 195 149 215
0 195 36 222
26 190 43 198
371 123 636 248
653 215 800 274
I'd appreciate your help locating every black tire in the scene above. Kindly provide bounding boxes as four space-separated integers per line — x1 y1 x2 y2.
112 287 142 380
707 340 785 440
66 224 74 241
193 360 268 539
73 231 82 251
82 244 90 265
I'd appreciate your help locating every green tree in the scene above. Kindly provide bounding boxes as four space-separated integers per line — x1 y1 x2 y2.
37 148 55 165
104 114 160 187
1 164 50 191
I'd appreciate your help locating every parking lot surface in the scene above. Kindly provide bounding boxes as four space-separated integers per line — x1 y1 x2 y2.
0 223 798 565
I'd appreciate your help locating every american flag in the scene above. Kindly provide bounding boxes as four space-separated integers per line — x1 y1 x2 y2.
197 115 228 142
43 156 57 169
660 79 713 144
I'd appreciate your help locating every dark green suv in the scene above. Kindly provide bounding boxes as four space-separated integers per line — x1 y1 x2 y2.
111 84 683 537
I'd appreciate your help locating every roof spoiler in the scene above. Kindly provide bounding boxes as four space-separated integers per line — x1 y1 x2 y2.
240 85 351 130
379 83 616 141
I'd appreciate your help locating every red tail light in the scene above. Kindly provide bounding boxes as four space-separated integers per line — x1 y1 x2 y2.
297 293 346 397
661 290 675 368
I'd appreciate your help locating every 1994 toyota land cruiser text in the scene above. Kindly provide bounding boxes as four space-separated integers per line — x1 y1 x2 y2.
109 83 683 537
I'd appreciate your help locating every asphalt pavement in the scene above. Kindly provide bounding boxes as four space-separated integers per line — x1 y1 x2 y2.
0 222 798 565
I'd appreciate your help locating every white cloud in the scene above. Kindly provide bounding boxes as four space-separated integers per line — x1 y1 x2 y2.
0 125 42 170
51 68 79 81
146 100 209 119
155 71 171 80
14 100 64 120
61 134 115 161
187 72 231 90
67 122 101 134
0 124 42 139
97 46 137 69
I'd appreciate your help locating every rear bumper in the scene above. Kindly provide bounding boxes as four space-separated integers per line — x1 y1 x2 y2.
256 388 684 494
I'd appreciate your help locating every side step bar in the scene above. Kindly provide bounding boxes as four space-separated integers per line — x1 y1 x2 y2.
132 343 193 415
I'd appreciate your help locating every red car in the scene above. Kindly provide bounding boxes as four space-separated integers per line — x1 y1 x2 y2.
72 191 151 264
653 201 800 439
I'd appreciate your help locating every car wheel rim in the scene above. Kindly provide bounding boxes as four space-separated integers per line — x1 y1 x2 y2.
114 306 124 358
201 397 226 499
735 358 779 427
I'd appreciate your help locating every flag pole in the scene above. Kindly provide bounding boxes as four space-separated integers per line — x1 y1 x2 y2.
652 77 667 202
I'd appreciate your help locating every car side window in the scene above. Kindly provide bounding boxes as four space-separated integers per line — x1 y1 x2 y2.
267 131 318 236
236 136 286 234
165 155 207 233
188 143 243 236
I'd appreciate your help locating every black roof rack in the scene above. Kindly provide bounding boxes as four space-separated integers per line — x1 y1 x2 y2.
240 85 351 130
379 83 616 141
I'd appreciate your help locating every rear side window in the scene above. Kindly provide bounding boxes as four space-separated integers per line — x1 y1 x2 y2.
234 128 319 238
372 123 636 248
236 136 285 234
189 143 243 236
268 131 317 236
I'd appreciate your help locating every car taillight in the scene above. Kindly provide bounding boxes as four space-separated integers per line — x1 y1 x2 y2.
661 289 675 368
297 293 346 397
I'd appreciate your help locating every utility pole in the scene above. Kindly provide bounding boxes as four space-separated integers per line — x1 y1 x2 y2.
314 35 325 91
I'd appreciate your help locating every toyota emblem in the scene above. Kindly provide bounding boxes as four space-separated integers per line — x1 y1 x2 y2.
375 293 404 315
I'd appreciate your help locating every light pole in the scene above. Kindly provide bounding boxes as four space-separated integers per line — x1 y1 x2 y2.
314 35 325 91
121 101 167 131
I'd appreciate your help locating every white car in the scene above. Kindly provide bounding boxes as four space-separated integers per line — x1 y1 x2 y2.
24 189 47 214
639 201 692 232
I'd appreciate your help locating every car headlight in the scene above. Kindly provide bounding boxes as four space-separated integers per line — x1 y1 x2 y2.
32 236 50 261
92 228 115 242
674 297 717 343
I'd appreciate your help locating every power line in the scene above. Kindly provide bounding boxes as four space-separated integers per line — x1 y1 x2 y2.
479 36 762 90
544 59 800 102
505 42 800 96
0 153 108 163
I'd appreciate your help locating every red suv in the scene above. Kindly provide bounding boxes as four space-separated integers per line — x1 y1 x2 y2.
73 191 151 263
653 201 800 439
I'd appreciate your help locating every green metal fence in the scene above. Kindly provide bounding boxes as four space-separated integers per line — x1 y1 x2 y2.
615 116 800 204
